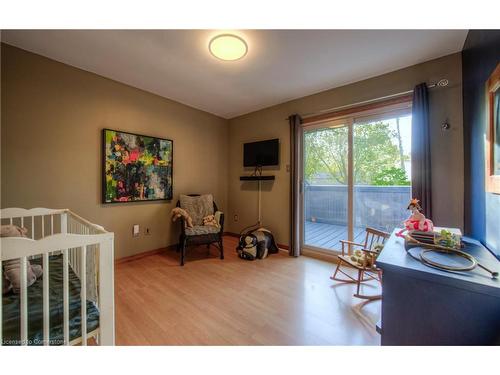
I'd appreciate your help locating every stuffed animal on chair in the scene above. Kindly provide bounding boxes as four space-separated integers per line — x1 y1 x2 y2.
202 214 219 227
171 207 194 228
349 243 384 269
1 225 43 294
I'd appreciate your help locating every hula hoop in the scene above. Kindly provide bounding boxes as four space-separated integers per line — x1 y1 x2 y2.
402 232 498 278
420 248 477 272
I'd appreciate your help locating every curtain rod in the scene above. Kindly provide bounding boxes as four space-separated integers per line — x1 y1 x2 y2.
293 79 449 120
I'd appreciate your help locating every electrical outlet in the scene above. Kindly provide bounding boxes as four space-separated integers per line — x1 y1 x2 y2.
145 227 151 235
234 214 239 222
133 224 140 237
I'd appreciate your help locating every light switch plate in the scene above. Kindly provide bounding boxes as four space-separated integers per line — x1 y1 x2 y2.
133 224 140 237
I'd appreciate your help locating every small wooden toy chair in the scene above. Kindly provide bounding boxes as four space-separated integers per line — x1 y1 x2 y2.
330 227 390 300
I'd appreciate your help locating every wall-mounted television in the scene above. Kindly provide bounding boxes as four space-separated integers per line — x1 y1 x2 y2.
243 138 279 167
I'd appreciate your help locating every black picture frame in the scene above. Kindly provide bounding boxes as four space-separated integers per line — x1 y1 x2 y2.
102 128 173 204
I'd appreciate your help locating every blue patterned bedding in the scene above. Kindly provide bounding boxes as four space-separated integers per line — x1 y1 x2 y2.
2 255 100 345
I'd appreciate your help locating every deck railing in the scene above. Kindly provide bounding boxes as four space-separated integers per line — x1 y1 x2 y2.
304 184 411 232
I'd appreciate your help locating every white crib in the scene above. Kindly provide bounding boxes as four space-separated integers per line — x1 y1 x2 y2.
0 208 114 346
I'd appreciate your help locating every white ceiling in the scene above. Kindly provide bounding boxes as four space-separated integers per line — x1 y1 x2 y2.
2 30 468 119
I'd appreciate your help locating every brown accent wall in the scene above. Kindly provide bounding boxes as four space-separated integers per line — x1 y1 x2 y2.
227 53 464 246
1 44 229 259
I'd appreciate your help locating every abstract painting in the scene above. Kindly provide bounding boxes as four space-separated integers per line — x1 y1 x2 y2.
102 129 173 203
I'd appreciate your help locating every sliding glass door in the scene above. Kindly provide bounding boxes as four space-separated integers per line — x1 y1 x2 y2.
353 115 412 235
303 121 351 250
301 111 412 253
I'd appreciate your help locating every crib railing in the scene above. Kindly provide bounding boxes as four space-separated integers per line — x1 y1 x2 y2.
0 208 115 346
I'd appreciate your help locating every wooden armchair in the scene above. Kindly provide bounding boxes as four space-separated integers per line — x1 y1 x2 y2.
176 194 224 266
330 227 390 300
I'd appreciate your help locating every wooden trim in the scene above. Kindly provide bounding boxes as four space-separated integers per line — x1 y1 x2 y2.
115 246 175 264
301 248 340 264
302 94 413 125
485 63 500 194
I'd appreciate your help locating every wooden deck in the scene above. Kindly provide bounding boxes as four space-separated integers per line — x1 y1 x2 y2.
304 221 366 251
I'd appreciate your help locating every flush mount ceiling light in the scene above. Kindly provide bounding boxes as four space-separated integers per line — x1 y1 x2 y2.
209 34 248 61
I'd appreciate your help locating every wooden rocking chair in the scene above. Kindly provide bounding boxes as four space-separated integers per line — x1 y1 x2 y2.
330 227 390 300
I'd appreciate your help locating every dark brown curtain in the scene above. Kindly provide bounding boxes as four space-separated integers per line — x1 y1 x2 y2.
411 83 432 219
289 114 302 257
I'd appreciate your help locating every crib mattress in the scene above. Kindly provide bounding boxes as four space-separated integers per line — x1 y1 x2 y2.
2 254 100 345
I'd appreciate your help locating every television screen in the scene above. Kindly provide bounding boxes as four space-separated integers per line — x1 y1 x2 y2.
243 139 279 167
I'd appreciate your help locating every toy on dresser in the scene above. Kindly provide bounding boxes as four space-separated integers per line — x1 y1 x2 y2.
395 199 498 278
401 198 433 233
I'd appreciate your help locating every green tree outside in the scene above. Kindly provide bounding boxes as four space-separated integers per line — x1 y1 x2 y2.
304 121 410 186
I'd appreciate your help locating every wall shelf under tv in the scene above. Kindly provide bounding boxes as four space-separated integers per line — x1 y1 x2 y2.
239 175 275 181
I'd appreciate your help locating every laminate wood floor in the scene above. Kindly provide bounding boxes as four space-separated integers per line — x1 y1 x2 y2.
115 236 381 345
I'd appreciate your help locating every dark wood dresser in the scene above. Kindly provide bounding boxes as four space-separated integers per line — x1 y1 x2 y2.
376 231 500 345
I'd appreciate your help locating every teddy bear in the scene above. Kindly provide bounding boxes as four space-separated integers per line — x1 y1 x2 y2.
202 214 219 227
349 243 384 269
171 207 194 228
1 224 43 294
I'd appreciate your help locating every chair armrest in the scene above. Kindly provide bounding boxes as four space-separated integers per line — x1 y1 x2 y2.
340 239 365 255
340 240 365 247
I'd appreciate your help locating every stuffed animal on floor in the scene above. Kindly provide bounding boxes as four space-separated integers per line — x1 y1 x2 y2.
1 225 43 294
349 243 384 269
171 207 194 228
202 214 219 227
237 227 279 260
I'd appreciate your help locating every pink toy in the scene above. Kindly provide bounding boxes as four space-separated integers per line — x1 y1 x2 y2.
397 198 433 237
